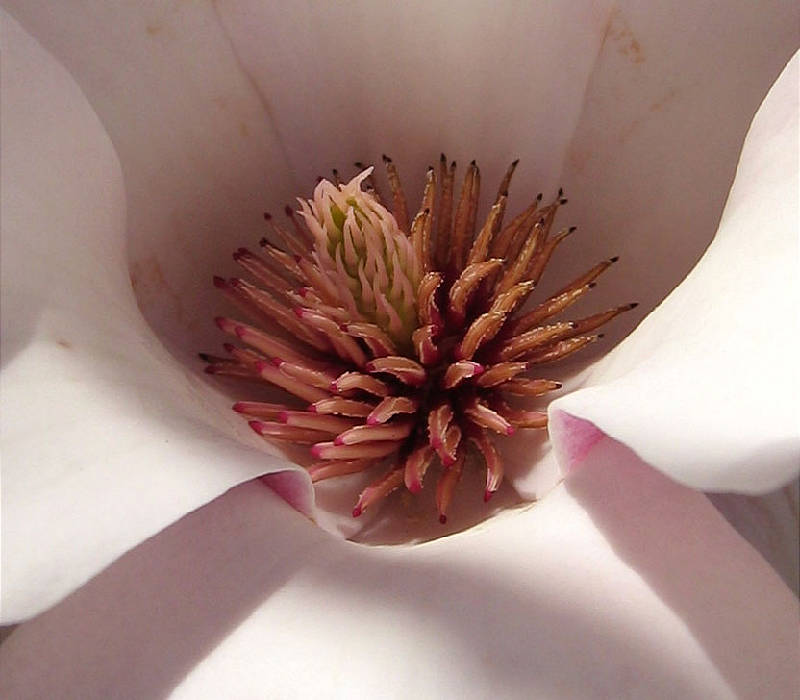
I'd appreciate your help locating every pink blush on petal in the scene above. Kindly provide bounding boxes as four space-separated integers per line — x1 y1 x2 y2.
261 471 314 518
550 409 606 473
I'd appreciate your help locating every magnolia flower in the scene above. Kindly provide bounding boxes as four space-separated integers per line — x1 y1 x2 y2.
1 2 798 698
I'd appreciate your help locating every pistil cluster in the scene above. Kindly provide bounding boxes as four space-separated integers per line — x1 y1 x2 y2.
202 156 635 522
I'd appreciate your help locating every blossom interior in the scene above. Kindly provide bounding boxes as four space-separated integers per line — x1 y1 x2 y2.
203 157 636 522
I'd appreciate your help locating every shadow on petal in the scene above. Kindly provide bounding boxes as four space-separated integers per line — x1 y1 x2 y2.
565 435 799 697
2 460 797 698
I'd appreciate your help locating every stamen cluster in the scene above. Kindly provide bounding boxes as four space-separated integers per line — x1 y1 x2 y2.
202 156 635 522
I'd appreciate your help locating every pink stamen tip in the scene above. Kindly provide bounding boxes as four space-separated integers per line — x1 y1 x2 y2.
232 402 245 413
442 455 456 468
472 363 485 375
298 287 310 298
506 426 516 436
293 307 305 318
352 505 363 518
248 421 264 434
430 438 442 449
310 444 324 459
255 360 270 372
270 357 283 367
223 343 235 352
364 361 376 372
408 481 422 494
234 325 246 338
214 317 228 330
278 411 289 423
212 275 227 288
333 435 345 446
366 416 379 426
439 514 447 525
484 490 494 503
307 403 318 413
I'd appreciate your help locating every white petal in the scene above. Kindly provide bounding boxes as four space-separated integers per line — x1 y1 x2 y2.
3 0 298 356
0 12 309 623
508 1 798 497
212 1 610 193
1 438 796 698
551 52 800 493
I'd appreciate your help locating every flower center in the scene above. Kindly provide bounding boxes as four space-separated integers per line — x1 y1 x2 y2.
202 155 636 524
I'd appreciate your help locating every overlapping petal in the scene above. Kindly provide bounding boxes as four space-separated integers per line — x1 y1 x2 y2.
551 52 800 493
1 0 798 642
1 438 797 697
0 12 309 623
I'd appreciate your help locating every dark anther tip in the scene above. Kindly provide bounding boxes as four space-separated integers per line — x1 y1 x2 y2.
610 255 620 263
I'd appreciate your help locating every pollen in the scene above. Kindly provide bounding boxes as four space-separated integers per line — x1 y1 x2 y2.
203 156 636 523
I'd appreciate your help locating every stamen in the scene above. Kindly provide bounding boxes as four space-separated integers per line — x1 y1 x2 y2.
466 197 507 266
308 459 372 483
463 395 515 435
524 334 602 364
427 401 453 450
232 401 290 419
434 156 456 270
334 418 414 446
450 161 480 271
367 396 420 425
280 410 360 433
442 360 484 389
456 311 507 360
436 450 465 524
403 443 435 493
468 427 503 501
439 423 462 467
352 466 405 518
310 397 375 417
343 322 398 358
494 321 577 362
474 362 529 388
365 356 427 386
311 440 402 461
417 271 443 328
331 371 389 397
206 159 632 521
500 378 562 396
249 420 332 444
256 360 329 403
448 259 504 326
412 325 440 365
382 154 409 233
